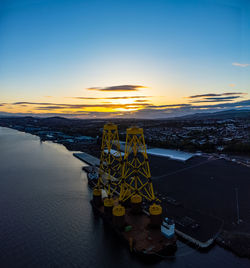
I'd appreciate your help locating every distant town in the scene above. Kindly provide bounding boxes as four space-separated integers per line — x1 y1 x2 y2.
0 110 249 165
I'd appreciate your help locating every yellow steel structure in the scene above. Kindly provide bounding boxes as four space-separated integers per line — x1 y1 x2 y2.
96 123 123 197
119 126 157 202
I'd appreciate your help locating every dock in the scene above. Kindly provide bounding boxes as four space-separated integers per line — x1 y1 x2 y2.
74 151 223 249
73 152 100 166
161 202 223 248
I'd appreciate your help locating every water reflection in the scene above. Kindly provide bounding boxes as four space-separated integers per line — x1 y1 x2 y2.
0 127 249 267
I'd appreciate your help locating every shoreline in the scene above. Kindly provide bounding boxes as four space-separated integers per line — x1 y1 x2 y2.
73 151 250 260
2 125 250 260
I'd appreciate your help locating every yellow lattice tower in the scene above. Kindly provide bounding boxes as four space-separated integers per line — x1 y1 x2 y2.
96 123 123 197
119 126 157 202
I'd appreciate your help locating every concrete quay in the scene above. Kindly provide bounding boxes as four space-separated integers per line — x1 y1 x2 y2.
73 152 100 166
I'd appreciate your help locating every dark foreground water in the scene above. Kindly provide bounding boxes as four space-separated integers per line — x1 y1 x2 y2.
0 127 250 268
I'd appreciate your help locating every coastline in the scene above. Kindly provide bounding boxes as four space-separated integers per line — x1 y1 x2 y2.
1 125 250 260
72 149 250 259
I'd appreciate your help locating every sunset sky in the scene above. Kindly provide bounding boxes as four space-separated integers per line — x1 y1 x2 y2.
0 0 249 118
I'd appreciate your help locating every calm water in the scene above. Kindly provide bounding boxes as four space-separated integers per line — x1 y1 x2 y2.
0 127 249 268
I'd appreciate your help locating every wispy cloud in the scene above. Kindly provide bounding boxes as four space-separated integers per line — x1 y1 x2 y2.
190 99 250 110
72 95 149 100
128 99 250 118
134 99 149 103
187 92 247 103
147 104 191 108
1 94 249 119
2 101 149 111
35 103 148 110
205 96 240 100
87 85 146 91
232 62 250 67
190 96 242 103
188 92 246 99
229 84 236 87
13 102 55 105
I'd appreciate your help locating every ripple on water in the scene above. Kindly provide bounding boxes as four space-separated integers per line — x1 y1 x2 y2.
0 127 250 268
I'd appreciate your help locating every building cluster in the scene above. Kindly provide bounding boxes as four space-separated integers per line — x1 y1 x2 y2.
143 119 250 153
0 116 249 158
0 120 97 145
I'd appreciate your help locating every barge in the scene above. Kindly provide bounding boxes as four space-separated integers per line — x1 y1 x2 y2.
82 157 222 251
77 123 221 260
84 167 177 259
91 196 177 260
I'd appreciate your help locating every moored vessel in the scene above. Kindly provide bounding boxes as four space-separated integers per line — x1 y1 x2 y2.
90 123 177 260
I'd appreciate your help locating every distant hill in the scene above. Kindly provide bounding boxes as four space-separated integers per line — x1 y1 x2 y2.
177 109 250 120
1 109 250 121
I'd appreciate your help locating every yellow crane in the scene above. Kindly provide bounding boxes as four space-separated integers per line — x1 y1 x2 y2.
119 126 156 202
96 122 123 197
92 124 163 227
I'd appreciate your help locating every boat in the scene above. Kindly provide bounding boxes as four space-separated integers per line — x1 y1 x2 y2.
89 124 177 260
86 166 98 188
91 198 177 261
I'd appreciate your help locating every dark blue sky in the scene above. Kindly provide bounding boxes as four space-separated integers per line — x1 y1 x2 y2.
0 0 249 118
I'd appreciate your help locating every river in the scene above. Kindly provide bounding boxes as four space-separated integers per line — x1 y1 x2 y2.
0 127 249 267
